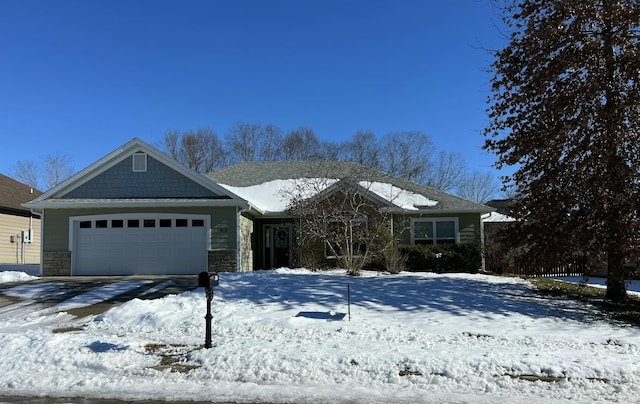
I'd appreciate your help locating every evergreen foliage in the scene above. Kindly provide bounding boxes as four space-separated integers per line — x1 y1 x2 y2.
484 0 640 301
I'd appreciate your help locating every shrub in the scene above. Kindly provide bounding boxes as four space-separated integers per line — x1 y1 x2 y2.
382 246 408 274
398 244 481 273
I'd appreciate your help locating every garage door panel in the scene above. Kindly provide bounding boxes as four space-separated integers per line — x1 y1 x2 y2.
74 215 209 275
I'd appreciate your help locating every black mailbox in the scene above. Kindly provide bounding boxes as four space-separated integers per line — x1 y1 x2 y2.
198 271 210 288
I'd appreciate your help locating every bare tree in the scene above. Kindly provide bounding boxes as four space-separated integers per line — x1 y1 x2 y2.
426 151 467 192
380 131 434 184
43 152 75 190
161 130 181 161
282 127 321 161
160 128 225 173
198 128 227 172
181 131 204 171
226 121 262 164
283 163 402 276
9 151 75 191
343 130 381 170
9 160 40 189
259 124 284 161
455 170 500 204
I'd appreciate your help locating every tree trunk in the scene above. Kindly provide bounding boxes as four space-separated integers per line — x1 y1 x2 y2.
606 242 627 302
602 9 627 303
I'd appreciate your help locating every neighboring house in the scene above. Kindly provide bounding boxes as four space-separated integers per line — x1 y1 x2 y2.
483 199 516 229
25 138 494 276
208 160 495 271
0 174 42 265
483 199 516 274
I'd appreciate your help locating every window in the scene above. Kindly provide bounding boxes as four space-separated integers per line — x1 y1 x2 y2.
96 220 108 228
79 221 92 229
176 219 188 227
412 218 458 245
144 219 156 228
112 220 124 228
192 219 204 227
159 219 172 228
132 152 147 172
325 212 368 258
128 219 140 228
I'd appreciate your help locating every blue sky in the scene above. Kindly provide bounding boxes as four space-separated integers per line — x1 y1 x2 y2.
0 0 508 184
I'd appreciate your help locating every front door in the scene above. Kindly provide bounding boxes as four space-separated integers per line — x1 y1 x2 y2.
264 226 290 269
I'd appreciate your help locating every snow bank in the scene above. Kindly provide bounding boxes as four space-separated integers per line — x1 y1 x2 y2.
0 270 38 283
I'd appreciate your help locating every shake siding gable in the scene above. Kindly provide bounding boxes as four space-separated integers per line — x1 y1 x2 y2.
64 155 221 199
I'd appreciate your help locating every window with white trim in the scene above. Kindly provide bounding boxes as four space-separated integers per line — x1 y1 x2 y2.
132 152 147 172
412 218 458 245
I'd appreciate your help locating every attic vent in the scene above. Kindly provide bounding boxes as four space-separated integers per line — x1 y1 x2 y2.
132 152 147 172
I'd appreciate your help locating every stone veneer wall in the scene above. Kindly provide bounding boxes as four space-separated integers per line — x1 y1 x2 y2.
208 250 237 272
42 252 71 276
42 250 237 275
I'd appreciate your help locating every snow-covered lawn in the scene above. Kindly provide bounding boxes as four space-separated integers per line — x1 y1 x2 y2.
1 269 639 403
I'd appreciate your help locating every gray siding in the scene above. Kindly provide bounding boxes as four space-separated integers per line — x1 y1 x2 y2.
395 213 482 246
42 206 239 252
64 155 221 199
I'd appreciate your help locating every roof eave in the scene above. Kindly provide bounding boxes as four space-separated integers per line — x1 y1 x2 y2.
386 207 495 215
23 199 251 209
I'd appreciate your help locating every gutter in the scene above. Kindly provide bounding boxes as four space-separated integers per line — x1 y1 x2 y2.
23 199 253 209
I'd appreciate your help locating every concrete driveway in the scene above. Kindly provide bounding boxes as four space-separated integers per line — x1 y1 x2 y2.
0 275 200 319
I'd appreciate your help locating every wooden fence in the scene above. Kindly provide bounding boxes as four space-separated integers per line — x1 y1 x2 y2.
505 258 586 278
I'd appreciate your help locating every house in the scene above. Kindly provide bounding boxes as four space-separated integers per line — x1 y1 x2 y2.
0 174 42 266
25 138 251 276
25 138 494 276
208 161 494 271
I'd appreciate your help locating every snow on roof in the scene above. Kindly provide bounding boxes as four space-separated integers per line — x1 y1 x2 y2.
483 211 516 223
218 178 438 213
360 181 438 209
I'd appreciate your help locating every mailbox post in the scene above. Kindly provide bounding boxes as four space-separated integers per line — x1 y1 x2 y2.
198 272 219 349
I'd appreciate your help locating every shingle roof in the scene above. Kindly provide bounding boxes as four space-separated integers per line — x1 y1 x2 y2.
0 174 42 214
207 161 493 213
486 199 513 216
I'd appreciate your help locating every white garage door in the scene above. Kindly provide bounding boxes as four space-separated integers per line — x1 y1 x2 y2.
73 214 209 275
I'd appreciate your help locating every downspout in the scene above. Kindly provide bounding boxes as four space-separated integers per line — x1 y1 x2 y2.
480 213 490 272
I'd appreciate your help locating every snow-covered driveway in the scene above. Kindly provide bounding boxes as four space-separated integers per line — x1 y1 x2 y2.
0 269 639 403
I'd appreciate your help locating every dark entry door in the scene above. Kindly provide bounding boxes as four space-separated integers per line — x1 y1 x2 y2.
264 226 290 269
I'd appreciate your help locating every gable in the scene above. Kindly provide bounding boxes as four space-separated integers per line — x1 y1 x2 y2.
62 153 222 199
25 138 250 210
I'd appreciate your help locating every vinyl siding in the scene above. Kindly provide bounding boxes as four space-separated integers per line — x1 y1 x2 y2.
395 213 481 246
0 213 41 264
42 207 238 252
